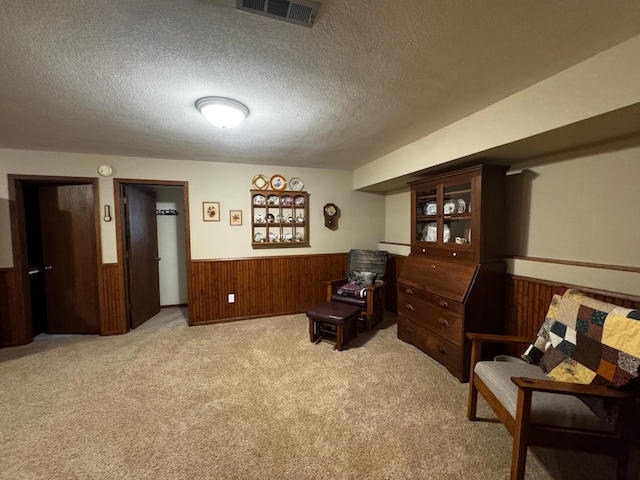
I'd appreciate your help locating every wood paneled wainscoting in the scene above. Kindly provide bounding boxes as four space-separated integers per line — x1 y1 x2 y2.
0 267 27 347
189 253 349 325
99 263 126 335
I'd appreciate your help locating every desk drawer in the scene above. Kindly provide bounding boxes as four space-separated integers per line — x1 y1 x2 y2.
397 293 463 346
398 315 463 376
398 283 464 316
411 246 475 262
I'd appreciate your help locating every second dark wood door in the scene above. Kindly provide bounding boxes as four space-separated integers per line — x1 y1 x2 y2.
39 184 100 334
124 186 161 329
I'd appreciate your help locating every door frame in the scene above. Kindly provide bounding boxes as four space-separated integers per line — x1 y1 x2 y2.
8 175 102 344
113 179 192 329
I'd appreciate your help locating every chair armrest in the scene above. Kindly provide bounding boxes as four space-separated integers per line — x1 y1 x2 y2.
467 332 533 345
325 278 348 301
364 281 387 291
468 333 533 372
324 277 347 286
512 377 635 399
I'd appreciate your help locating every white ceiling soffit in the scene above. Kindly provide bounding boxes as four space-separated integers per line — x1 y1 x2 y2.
236 0 320 28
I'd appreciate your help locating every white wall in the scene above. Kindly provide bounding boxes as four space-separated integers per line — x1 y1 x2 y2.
156 188 187 306
382 145 640 296
0 149 386 268
379 188 411 256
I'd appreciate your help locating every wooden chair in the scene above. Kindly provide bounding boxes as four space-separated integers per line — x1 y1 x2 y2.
467 288 640 480
468 333 639 479
324 249 387 332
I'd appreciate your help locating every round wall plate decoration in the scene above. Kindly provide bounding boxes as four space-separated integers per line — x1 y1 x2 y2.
289 177 304 191
270 174 287 191
97 164 113 177
252 174 269 190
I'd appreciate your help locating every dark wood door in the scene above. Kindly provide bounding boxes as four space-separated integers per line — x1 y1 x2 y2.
124 186 160 329
39 184 100 334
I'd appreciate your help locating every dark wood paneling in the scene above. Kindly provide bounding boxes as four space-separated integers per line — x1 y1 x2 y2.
0 268 28 347
99 263 126 335
189 253 348 325
384 254 406 314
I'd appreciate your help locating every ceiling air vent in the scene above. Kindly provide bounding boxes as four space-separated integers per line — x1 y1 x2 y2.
236 0 320 28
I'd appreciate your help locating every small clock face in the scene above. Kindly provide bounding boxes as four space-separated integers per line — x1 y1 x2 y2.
325 204 337 216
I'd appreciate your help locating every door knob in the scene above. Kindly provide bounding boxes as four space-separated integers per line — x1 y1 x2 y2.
44 265 53 270
154 257 161 261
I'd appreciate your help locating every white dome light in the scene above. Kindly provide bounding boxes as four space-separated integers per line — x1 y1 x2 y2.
196 97 249 128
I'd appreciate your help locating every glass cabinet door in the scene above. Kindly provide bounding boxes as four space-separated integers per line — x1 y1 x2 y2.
442 182 471 246
414 185 438 244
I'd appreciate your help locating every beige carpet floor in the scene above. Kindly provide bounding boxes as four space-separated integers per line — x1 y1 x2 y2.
0 309 614 479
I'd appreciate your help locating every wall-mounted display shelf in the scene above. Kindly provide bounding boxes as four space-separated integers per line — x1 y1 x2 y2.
251 190 309 248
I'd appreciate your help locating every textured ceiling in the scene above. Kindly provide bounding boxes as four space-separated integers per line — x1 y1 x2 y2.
2 1 640 170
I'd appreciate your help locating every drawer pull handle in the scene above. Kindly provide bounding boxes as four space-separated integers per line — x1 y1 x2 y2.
438 318 450 328
405 303 415 311
438 300 450 308
452 252 457 257
405 288 414 295
405 326 414 334
437 346 448 355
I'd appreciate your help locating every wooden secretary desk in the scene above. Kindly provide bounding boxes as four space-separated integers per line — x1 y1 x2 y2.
397 164 509 382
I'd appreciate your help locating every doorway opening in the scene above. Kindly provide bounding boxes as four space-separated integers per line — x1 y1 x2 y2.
114 180 191 331
9 175 102 341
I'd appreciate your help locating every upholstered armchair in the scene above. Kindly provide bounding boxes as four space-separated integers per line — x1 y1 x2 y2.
325 249 388 332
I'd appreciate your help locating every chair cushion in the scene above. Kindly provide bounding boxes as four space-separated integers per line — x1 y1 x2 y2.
474 361 615 432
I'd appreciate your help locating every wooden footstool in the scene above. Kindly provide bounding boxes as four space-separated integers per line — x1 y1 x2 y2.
307 301 361 351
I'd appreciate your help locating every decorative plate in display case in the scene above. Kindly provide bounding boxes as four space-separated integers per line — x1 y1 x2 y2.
423 202 437 215
422 223 437 242
443 200 457 215
267 194 279 205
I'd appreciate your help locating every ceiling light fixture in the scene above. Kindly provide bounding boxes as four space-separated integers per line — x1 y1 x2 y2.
196 97 249 128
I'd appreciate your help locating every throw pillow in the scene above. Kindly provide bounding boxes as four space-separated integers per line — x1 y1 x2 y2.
346 270 376 286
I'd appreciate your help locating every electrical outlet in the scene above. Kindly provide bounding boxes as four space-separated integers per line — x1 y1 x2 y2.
228 293 235 303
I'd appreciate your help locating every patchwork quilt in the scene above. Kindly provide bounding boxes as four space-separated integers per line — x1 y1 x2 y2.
523 288 640 389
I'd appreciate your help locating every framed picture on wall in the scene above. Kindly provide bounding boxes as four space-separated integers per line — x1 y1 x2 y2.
230 210 242 226
203 202 220 222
